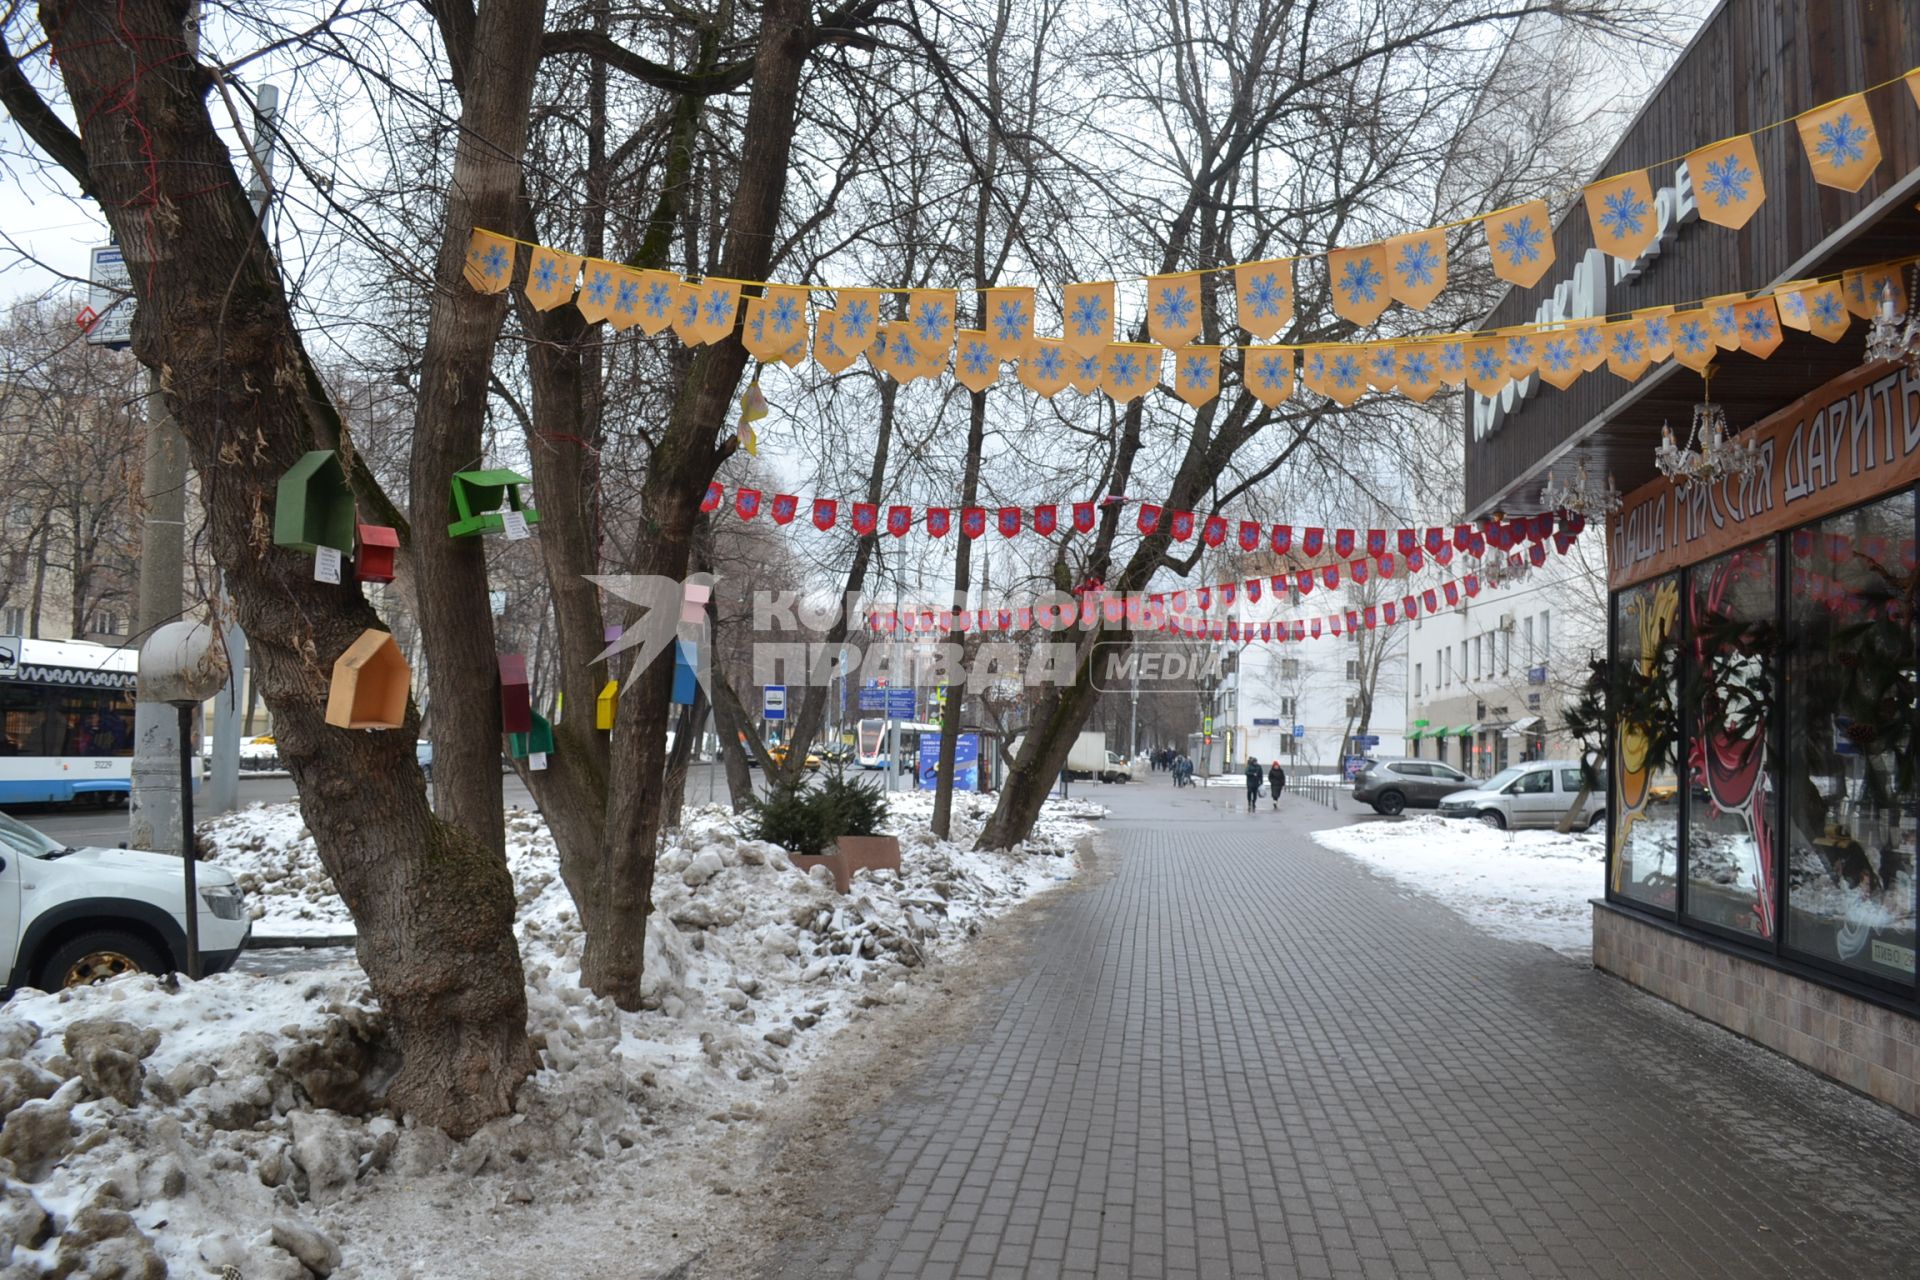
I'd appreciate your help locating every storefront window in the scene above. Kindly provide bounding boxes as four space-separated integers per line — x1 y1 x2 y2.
1783 494 1919 986
1684 543 1777 940
1610 575 1681 910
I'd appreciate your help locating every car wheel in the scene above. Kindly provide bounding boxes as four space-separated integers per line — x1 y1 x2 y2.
1478 809 1507 830
1583 809 1604 832
1374 790 1406 816
37 929 168 991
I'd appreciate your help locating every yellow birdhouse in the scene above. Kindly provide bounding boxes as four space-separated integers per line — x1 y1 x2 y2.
596 680 618 730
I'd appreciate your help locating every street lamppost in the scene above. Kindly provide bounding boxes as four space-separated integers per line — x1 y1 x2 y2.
138 620 230 980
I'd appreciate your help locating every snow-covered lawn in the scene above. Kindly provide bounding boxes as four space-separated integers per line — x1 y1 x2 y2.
0 793 1098 1278
1313 814 1604 957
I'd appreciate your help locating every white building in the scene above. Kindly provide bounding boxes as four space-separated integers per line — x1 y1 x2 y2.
1227 617 1407 773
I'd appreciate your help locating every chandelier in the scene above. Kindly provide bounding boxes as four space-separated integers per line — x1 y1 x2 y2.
1542 462 1620 519
1481 553 1532 588
1655 374 1761 491
1864 265 1920 371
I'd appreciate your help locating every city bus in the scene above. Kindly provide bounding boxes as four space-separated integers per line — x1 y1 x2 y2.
855 717 942 770
0 637 138 806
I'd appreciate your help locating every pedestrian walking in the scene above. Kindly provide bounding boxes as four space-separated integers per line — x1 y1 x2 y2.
1268 760 1286 810
1244 757 1262 813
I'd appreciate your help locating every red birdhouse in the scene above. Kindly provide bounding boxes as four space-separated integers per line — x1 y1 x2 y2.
355 524 399 584
499 654 533 735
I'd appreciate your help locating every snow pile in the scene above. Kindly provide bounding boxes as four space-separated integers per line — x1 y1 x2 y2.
1314 814 1604 956
0 793 1095 1278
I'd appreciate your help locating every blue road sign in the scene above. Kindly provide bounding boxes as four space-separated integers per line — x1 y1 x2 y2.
1292 724 1305 739
886 689 917 720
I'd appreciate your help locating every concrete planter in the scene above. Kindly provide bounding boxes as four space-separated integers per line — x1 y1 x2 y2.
790 833 901 893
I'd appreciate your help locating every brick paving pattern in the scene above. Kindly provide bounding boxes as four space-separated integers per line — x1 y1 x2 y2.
766 782 1920 1279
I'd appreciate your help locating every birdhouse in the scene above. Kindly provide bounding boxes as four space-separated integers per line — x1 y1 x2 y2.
499 654 533 735
680 582 711 625
449 469 540 538
508 713 555 760
671 640 698 706
325 630 410 729
596 680 618 729
274 451 355 552
354 524 399 583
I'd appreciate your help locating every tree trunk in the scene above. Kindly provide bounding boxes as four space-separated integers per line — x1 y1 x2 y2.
931 389 987 839
31 0 539 1137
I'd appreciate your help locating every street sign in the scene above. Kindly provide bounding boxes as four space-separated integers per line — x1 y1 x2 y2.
1202 716 1213 735
86 245 133 348
1356 734 1379 747
1252 718 1279 726
885 688 917 720
1292 724 1305 739
858 687 885 711
763 684 787 721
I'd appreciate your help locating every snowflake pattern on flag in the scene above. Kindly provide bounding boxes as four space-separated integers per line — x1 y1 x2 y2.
1576 326 1604 360
1816 112 1868 167
1069 293 1110 337
1306 351 1327 382
1599 188 1649 240
533 256 564 293
1031 346 1066 380
584 269 613 306
1676 319 1711 356
702 287 734 328
1468 346 1503 382
888 329 918 369
841 298 875 340
1108 350 1144 388
677 290 700 329
1504 336 1534 366
1367 347 1396 379
1255 354 1289 389
961 341 994 376
615 278 640 315
1541 338 1574 372
1644 315 1672 350
1241 272 1287 320
1701 152 1754 207
479 244 509 280
1153 283 1196 331
644 281 673 317
992 298 1030 342
1395 240 1440 289
1739 308 1776 344
1439 342 1465 374
769 296 803 334
1330 353 1361 389
1074 353 1102 382
1496 215 1544 266
1610 327 1647 364
914 300 951 344
1180 354 1212 388
1338 257 1383 306
1401 351 1435 385
1811 292 1844 327
1711 304 1737 337
1779 291 1808 320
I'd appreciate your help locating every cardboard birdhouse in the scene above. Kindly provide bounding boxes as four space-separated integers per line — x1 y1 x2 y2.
508 713 555 760
449 469 540 538
499 654 533 735
354 524 399 583
596 680 618 729
324 630 410 729
671 640 698 706
274 451 355 552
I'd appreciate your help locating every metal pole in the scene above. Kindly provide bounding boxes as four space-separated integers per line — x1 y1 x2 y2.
131 371 187 850
205 603 244 815
175 703 201 980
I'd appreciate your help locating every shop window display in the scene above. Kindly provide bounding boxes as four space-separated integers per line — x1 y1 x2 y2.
1610 575 1681 910
1684 543 1777 940
1783 493 1918 986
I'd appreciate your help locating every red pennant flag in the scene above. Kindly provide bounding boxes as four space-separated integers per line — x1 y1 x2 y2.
1073 501 1097 532
1423 589 1438 612
1464 575 1482 597
1564 512 1586 535
1246 579 1261 602
1425 528 1445 555
926 507 951 537
1138 504 1163 535
771 494 799 524
1365 606 1379 629
886 505 912 536
1170 511 1195 541
953 610 971 632
1272 525 1293 555
1406 550 1424 573
1260 622 1272 641
1301 527 1325 557
1322 565 1339 588
1468 531 1486 557
1435 544 1454 566
1378 554 1396 578
1310 618 1322 638
701 482 724 512
1366 529 1387 556
1350 559 1369 584
1398 529 1417 555
1403 595 1418 618
998 507 1022 537
1346 609 1360 632
1292 621 1307 641
1203 516 1228 547
1221 584 1237 605
812 498 838 530
1171 590 1188 612
1033 504 1058 535
852 503 879 535
1529 543 1547 566
1334 529 1356 558
1228 621 1241 641
1295 570 1313 595
1238 520 1262 551
1454 524 1472 551
1014 607 1033 630
1384 602 1397 624
735 488 762 519
1197 587 1212 610
1444 581 1460 605
962 506 987 538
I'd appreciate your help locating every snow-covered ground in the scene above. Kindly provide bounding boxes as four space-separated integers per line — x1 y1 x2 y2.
0 793 1098 1278
1313 814 1604 957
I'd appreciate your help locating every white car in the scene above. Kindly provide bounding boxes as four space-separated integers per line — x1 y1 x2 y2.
1437 761 1605 831
1101 751 1132 783
1 811 251 993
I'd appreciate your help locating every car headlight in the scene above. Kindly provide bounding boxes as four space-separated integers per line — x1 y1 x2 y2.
200 885 245 920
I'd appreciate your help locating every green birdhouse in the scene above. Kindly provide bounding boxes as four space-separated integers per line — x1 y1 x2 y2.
508 713 555 760
449 468 540 538
274 451 355 553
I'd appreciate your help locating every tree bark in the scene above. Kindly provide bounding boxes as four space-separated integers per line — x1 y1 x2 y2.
931 389 987 838
31 0 538 1136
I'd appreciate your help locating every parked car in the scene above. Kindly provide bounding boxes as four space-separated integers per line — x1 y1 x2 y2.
767 745 822 770
1350 758 1472 815
1437 761 1606 831
0 811 251 994
1099 751 1133 783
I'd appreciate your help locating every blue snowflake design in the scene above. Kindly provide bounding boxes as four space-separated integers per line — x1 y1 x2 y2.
1402 352 1435 385
1599 188 1649 241
677 290 700 328
1069 293 1110 337
747 309 767 346
1676 319 1711 355
1108 351 1144 388
1869 277 1900 306
993 298 1030 342
1644 316 1672 350
1496 215 1545 266
1701 152 1754 207
1711 304 1736 336
961 341 994 376
1779 291 1808 320
1504 336 1534 367
1439 342 1465 374
1816 112 1868 167
1812 292 1844 327
841 298 875 340
1255 354 1290 389
769 296 803 335
533 256 564 294
1610 328 1647 364
643 281 673 318
1739 308 1776 344
1469 347 1503 382
1154 283 1197 333
1338 257 1383 306
584 269 613 307
1074 354 1102 382
1180 355 1212 388
1368 347 1396 379
1576 326 1604 360
914 300 951 344
478 244 509 280
1031 346 1066 380
1395 240 1440 289
1541 339 1574 372
1242 272 1287 320
888 329 918 369
1330 353 1361 389
819 323 848 359
702 287 734 328
1306 351 1327 381
615 278 640 315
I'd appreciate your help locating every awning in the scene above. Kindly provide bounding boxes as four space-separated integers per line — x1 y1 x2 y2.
1406 728 1424 742
1457 723 1480 738
1503 715 1542 737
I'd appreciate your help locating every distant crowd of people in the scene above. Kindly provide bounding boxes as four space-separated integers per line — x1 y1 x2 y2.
1146 746 1286 810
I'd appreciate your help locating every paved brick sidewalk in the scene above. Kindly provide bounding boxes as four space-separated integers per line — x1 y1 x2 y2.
764 784 1920 1279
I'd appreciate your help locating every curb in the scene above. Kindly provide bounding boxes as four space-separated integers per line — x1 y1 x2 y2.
248 934 357 949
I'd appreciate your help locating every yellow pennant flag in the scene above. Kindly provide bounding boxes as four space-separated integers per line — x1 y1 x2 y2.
1502 330 1539 381
1363 343 1397 392
1671 311 1717 372
1019 340 1071 398
1567 319 1606 372
1300 349 1329 397
1733 297 1783 359
742 286 808 360
688 279 740 345
1773 282 1815 332
670 280 702 345
1099 344 1160 403
1067 347 1104 394
603 267 646 331
1844 265 1906 320
575 261 619 325
1605 320 1653 382
1062 282 1115 357
1585 170 1659 262
1434 339 1468 386
1805 282 1851 342
812 309 859 374
1638 306 1676 363
907 288 957 360
1463 339 1507 398
1686 135 1765 229
1535 331 1584 390
525 247 581 312
1146 273 1204 348
1395 343 1442 403
741 297 783 360
983 286 1036 360
1385 229 1447 310
1242 347 1294 406
1173 346 1221 406
634 270 679 335
833 288 883 356
1328 243 1391 326
870 322 900 378
954 331 1000 392
1324 350 1367 405
1484 201 1554 287
1908 68 1920 111
1796 94 1880 192
464 229 515 294
1235 260 1294 339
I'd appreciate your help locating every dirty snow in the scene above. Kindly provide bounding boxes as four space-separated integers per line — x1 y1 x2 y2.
0 791 1098 1278
1314 814 1604 957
